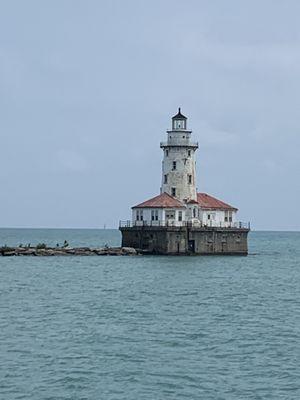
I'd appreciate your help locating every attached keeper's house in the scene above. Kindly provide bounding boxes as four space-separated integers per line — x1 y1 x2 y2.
132 192 238 228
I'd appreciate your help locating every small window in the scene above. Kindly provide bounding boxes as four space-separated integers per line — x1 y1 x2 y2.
136 211 140 221
188 174 192 184
164 174 168 184
193 208 196 218
183 136 185 138
155 210 159 221
172 161 177 170
207 214 211 220
225 210 232 222
151 210 155 221
166 149 169 157
188 150 191 157
178 211 182 221
172 187 176 196
140 211 143 221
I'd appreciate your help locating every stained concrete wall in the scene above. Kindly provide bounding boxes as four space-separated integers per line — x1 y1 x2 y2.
189 229 248 254
120 226 249 255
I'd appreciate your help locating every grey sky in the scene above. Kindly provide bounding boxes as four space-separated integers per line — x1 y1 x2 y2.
0 0 299 230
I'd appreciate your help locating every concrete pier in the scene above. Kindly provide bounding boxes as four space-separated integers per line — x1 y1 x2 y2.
120 225 250 255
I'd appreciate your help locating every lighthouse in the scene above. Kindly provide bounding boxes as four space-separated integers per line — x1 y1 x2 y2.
160 108 198 202
119 108 250 255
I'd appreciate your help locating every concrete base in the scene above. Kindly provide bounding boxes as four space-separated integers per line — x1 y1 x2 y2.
119 226 249 255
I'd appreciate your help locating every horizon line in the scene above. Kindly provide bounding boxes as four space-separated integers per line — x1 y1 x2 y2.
0 226 299 233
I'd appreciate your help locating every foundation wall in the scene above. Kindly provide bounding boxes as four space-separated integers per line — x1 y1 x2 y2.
120 226 249 255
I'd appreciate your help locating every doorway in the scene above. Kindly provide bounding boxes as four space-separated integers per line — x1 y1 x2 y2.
188 240 195 253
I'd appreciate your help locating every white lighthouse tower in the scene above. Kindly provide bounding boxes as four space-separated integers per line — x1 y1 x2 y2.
160 108 198 202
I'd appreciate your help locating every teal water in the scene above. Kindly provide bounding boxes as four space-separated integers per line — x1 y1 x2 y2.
0 229 299 399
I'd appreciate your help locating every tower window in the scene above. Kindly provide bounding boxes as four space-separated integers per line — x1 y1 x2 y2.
178 211 182 221
164 174 168 184
188 174 192 184
172 187 176 196
166 149 169 156
172 161 177 170
188 150 191 157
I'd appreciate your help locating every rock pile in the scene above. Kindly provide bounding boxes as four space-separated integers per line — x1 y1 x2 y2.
0 246 138 257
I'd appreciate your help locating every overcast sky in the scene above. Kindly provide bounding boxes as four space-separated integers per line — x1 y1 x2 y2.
0 1 299 230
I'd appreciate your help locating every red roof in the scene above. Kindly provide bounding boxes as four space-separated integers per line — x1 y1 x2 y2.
197 193 238 211
132 193 185 209
187 199 198 204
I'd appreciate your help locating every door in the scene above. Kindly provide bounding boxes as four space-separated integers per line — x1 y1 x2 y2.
165 209 175 225
188 240 195 253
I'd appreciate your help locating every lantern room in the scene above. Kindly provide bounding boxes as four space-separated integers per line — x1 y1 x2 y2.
172 107 187 130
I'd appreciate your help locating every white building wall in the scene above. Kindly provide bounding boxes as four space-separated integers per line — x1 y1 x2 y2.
132 207 238 227
200 209 237 227
161 128 198 202
132 208 186 225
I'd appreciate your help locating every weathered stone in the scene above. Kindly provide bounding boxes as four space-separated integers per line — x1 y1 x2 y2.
121 247 137 255
1 251 16 256
0 246 139 256
18 249 37 256
93 249 108 255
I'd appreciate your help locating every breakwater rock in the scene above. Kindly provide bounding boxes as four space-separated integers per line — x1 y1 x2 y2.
0 246 139 257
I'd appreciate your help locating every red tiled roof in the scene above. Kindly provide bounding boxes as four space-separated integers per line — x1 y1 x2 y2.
187 199 198 204
132 193 185 209
197 193 238 211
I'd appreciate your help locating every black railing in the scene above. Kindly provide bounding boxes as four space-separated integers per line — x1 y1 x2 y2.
119 220 250 229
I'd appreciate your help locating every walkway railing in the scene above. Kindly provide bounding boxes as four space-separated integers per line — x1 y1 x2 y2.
160 141 199 148
119 220 250 229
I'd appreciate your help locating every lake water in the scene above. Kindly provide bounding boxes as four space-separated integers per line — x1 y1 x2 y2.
0 229 299 399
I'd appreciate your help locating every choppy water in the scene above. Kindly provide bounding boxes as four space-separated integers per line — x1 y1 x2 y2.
0 229 300 399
